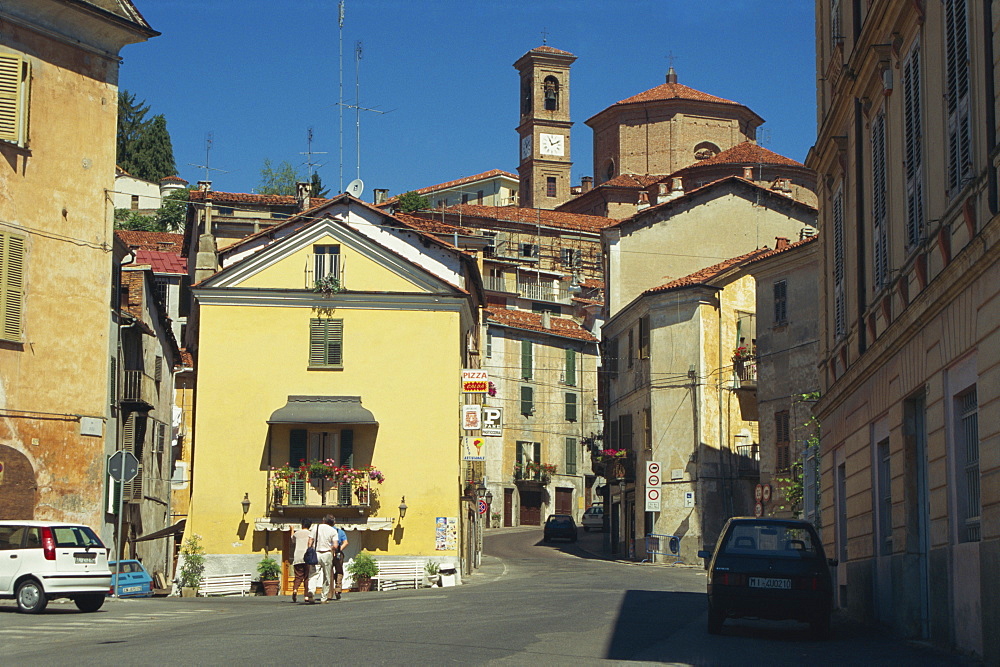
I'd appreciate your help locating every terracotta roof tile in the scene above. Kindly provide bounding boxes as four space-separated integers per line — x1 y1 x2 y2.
682 141 803 169
745 234 818 264
135 249 187 275
160 175 189 183
599 173 667 189
646 248 772 295
440 204 612 234
531 45 574 56
615 82 741 107
579 278 604 289
179 348 194 369
401 169 518 198
392 213 465 236
115 230 184 253
189 190 331 207
485 307 598 342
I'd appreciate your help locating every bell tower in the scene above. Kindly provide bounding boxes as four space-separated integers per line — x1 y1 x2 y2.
514 46 575 209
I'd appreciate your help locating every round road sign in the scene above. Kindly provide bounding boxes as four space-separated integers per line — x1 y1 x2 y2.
477 499 488 515
646 488 660 501
647 462 660 474
762 484 772 503
754 483 763 501
754 502 763 517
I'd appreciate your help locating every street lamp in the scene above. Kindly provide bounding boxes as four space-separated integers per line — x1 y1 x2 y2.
241 493 251 516
475 481 488 498
398 496 408 519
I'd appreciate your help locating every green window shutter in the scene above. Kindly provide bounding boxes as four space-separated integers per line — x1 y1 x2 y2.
1 232 25 342
309 318 343 366
486 331 492 358
521 339 532 379
340 429 354 467
520 385 533 416
533 442 541 465
289 429 308 467
0 54 26 144
566 438 577 475
565 393 577 422
565 348 576 386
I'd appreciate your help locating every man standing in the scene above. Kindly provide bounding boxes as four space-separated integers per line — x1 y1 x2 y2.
332 522 349 600
309 515 339 603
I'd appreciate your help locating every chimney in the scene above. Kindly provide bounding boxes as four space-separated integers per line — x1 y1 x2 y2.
197 180 212 193
296 181 311 211
666 66 677 84
541 311 551 329
775 237 790 250
581 176 593 193
743 167 754 179
637 190 650 207
373 188 389 205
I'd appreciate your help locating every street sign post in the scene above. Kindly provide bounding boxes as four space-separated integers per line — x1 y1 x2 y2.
481 407 502 437
108 450 139 599
645 461 661 512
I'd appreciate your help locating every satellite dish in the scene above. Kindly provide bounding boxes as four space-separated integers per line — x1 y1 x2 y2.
346 179 365 199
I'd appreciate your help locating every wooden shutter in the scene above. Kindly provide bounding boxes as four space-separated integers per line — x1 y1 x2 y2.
521 339 532 379
832 186 846 339
340 429 354 467
1 232 25 341
564 348 576 386
289 429 308 467
565 393 577 422
775 411 790 472
520 385 533 416
871 112 889 289
565 437 577 475
945 0 972 194
773 280 787 324
902 44 924 247
309 318 343 366
0 53 27 145
639 316 650 359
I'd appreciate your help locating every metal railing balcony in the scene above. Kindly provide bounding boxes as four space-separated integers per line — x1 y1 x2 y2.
120 370 156 408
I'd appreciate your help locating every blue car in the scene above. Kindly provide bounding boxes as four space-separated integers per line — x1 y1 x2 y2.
108 560 154 597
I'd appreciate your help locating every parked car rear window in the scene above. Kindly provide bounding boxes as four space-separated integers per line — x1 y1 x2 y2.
722 523 819 557
52 526 104 548
0 525 24 550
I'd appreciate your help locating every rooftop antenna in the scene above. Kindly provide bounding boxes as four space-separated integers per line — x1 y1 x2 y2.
187 132 229 183
338 0 345 192
336 40 393 191
299 127 328 179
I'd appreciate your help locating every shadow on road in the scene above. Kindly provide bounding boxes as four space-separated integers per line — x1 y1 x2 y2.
604 589 706 660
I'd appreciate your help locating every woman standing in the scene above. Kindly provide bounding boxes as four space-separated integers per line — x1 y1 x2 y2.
290 518 315 603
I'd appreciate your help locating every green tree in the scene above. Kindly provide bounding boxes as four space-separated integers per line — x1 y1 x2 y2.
113 187 191 233
257 159 301 196
396 191 429 212
310 172 330 198
117 91 176 182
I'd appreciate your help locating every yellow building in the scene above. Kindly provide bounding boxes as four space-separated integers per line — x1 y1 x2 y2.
186 194 482 585
0 2 156 540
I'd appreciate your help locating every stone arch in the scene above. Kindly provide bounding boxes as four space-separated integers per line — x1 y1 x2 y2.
0 445 36 519
543 75 560 111
693 141 721 160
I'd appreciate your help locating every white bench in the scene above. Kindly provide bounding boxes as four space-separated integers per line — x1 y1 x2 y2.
374 561 423 591
198 573 253 596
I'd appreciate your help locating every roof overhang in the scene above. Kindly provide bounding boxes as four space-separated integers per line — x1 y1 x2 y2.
268 396 378 426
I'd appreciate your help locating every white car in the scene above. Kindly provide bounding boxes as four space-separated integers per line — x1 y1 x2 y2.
581 505 605 532
0 521 111 614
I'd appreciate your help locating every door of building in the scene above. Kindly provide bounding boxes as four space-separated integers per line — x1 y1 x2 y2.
503 488 513 527
555 488 572 515
519 489 542 525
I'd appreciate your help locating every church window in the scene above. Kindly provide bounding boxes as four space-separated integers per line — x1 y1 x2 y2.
543 76 559 111
546 177 557 198
693 141 720 161
521 76 533 115
605 160 615 182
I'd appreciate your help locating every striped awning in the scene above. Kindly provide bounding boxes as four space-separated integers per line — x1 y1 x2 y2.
254 517 394 532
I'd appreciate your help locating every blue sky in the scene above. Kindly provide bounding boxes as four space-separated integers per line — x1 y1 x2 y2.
121 0 817 199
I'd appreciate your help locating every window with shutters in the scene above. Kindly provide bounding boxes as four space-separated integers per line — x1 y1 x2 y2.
639 315 650 359
485 331 492 358
605 337 619 377
0 53 30 147
563 348 576 386
520 385 534 416
953 386 980 542
627 328 634 369
945 0 972 196
832 185 847 340
902 43 924 247
773 280 788 324
309 318 343 368
546 177 557 198
565 437 577 475
520 339 533 379
560 248 580 266
313 245 341 282
565 393 577 422
775 410 791 472
643 407 651 450
154 356 163 383
871 111 889 290
0 231 25 342
620 414 633 450
607 418 619 450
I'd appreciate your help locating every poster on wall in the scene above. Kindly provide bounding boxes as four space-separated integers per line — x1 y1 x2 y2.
462 404 481 431
463 436 486 461
435 516 458 551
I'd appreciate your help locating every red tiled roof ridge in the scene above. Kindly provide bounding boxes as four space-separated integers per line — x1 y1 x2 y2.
161 175 189 183
615 81 741 107
484 306 598 342
745 234 818 264
647 247 772 295
115 230 185 252
681 141 803 168
440 204 613 233
531 45 574 56
188 190 332 207
400 169 518 198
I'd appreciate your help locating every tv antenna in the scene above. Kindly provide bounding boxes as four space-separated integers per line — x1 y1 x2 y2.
338 0 345 192
299 127 328 178
337 40 393 191
187 132 229 183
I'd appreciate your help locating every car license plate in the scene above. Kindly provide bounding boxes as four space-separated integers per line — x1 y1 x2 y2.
121 586 142 593
74 555 95 563
749 577 791 589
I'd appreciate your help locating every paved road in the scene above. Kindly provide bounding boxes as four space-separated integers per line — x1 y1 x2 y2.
0 527 978 665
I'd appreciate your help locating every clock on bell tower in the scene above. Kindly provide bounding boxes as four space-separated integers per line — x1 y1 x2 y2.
514 45 575 209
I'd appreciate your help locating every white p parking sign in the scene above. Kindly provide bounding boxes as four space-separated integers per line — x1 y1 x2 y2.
481 407 503 437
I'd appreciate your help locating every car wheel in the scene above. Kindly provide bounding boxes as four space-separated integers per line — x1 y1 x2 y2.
809 612 831 640
16 579 48 614
73 594 105 613
707 605 725 635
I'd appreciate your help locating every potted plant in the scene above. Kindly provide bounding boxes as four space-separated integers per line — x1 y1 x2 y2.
178 534 205 597
347 551 379 592
257 556 281 596
424 561 441 588
313 275 343 294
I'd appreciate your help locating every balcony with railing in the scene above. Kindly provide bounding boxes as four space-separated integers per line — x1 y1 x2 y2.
517 281 572 304
267 463 384 514
513 461 557 486
733 355 757 389
734 443 760 476
485 275 515 293
306 253 345 292
120 369 156 409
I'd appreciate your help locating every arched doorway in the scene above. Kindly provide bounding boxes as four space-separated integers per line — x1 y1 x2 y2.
0 445 36 519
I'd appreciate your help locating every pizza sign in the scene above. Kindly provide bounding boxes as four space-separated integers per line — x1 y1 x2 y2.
462 369 489 393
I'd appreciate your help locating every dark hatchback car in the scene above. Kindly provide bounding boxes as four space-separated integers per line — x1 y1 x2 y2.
699 518 836 638
542 514 578 543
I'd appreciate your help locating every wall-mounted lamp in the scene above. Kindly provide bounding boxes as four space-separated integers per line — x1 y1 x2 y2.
398 496 408 519
485 490 493 506
241 492 251 516
475 481 488 499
